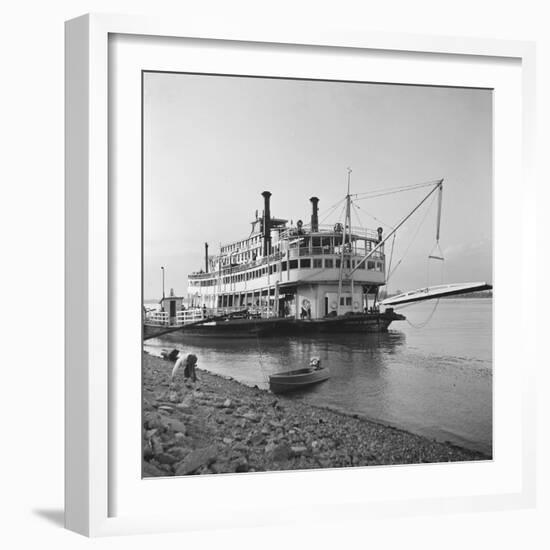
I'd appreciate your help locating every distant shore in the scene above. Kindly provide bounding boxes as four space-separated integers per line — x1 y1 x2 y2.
143 352 489 477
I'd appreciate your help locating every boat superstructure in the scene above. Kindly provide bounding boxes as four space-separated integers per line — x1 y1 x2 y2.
187 189 389 322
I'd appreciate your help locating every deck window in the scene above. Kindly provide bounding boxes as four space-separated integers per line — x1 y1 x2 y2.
346 297 352 306
300 259 311 268
335 259 341 268
289 259 298 270
367 261 376 270
324 258 333 268
281 261 287 272
313 258 322 268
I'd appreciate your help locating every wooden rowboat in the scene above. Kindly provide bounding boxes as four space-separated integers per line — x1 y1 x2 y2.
269 367 329 394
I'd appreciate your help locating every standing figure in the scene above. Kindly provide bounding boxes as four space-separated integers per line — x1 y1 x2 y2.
172 353 199 383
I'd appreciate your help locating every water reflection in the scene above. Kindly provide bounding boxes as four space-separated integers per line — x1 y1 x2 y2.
145 300 492 455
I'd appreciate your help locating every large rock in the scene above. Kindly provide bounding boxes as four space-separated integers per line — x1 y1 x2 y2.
161 417 187 434
156 452 178 465
271 443 291 462
142 460 166 478
150 436 164 456
232 456 249 473
144 412 163 430
248 433 265 446
291 446 308 456
174 445 218 476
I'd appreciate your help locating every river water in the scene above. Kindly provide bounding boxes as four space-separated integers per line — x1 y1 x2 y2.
144 298 493 455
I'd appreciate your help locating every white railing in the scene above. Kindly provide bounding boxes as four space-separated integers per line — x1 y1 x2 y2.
146 311 169 326
146 305 277 327
280 224 380 240
176 309 206 325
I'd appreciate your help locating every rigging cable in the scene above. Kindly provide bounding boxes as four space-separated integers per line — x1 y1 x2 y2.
386 233 397 280
351 179 441 199
386 192 438 282
352 201 395 230
396 299 441 329
318 197 347 226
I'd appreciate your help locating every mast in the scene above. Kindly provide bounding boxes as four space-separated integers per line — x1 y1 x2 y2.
337 168 352 315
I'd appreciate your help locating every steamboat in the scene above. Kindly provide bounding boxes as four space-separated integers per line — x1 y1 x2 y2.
144 177 491 340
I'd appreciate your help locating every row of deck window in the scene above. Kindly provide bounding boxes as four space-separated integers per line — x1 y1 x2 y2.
190 258 384 287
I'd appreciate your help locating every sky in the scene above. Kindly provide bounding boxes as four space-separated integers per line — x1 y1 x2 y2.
143 72 492 300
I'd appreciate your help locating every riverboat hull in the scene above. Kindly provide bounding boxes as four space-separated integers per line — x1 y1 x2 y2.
143 310 405 340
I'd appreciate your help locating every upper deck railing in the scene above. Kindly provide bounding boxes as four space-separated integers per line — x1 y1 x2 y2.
279 223 379 241
189 251 285 279
188 247 385 283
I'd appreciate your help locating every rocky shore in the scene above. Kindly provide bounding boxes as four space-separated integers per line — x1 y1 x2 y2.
142 352 489 477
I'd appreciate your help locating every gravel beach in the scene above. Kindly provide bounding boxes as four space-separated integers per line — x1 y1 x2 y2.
142 352 489 477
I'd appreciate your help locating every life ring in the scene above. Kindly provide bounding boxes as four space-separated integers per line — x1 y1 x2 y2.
330 301 337 309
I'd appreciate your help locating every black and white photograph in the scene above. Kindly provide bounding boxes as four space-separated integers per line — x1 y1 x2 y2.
142 72 493 477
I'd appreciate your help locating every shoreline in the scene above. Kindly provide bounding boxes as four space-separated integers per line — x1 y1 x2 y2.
143 352 490 477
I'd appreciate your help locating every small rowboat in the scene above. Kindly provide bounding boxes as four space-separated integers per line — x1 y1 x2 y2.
269 367 329 394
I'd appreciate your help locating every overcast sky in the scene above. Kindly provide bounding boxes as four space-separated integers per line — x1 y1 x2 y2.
143 72 492 300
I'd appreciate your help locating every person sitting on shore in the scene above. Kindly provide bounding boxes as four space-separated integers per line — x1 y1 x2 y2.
171 353 198 384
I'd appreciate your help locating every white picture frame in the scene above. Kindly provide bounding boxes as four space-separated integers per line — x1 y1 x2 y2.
65 13 537 537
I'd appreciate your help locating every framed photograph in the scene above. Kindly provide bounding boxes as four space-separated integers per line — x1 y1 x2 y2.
65 13 536 536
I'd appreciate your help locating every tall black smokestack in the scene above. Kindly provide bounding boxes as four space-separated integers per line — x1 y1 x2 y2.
204 242 209 272
261 191 272 256
310 196 319 232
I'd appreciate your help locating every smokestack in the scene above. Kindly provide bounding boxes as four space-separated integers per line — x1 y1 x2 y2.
310 196 319 232
204 242 209 272
261 191 272 256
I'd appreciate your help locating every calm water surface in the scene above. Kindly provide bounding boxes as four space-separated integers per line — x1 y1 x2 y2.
145 298 492 455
